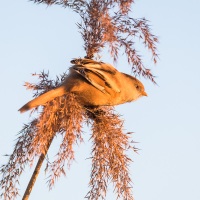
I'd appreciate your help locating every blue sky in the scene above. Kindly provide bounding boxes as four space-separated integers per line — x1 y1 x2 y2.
1 0 200 200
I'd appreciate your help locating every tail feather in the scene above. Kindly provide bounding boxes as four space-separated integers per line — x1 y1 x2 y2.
19 86 66 113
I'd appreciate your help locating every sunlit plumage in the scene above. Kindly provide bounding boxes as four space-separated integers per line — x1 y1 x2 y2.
19 58 147 113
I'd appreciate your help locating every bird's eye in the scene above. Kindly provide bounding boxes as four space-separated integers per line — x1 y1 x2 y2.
135 85 139 89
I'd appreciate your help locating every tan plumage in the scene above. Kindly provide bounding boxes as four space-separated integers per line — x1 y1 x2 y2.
19 58 147 113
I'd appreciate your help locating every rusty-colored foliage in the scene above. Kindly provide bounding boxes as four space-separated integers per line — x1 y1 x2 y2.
0 72 137 199
30 0 158 82
86 107 137 200
0 73 85 199
1 0 158 199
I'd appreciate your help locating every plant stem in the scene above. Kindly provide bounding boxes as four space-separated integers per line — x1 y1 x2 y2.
22 137 54 200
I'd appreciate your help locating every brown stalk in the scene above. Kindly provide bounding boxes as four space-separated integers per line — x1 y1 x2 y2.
22 136 54 200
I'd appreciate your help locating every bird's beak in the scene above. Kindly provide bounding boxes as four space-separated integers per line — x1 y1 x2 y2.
142 91 148 97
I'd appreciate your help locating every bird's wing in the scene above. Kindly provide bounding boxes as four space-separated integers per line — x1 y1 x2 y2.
71 58 117 74
71 59 121 93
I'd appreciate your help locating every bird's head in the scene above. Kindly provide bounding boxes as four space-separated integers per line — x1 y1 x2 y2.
122 73 147 101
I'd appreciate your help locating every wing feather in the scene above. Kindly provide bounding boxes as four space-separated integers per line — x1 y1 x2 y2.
71 58 120 93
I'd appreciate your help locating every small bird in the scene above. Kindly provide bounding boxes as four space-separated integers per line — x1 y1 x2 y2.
19 58 147 113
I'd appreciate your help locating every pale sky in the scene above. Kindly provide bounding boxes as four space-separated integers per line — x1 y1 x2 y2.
0 0 200 200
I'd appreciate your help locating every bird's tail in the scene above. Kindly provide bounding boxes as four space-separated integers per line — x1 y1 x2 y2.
19 86 66 113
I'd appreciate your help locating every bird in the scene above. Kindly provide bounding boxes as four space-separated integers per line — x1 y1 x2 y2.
19 58 147 113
